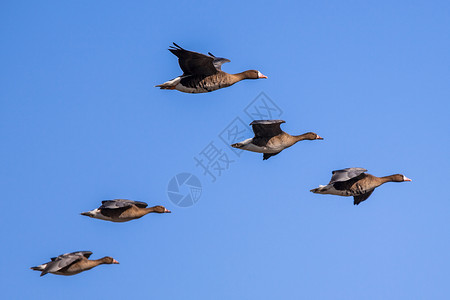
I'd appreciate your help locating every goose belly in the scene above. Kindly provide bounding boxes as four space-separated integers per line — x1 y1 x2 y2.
176 83 208 93
175 83 223 93
312 184 352 196
53 270 84 276
176 74 231 93
96 214 130 222
241 141 283 153
86 209 116 222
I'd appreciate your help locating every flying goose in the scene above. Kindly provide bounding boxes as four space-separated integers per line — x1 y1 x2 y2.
156 43 267 93
231 120 323 160
31 251 119 276
81 199 171 222
310 168 412 205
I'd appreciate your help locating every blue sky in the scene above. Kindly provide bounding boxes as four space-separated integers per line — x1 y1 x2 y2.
1 1 450 299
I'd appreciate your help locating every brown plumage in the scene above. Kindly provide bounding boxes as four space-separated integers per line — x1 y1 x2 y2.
310 168 412 205
156 43 267 93
81 199 171 222
231 120 323 160
31 251 119 276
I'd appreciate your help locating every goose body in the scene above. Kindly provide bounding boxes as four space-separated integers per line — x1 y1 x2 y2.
31 251 119 276
232 138 284 154
156 43 267 93
158 73 235 93
231 120 323 160
81 199 171 222
310 168 412 205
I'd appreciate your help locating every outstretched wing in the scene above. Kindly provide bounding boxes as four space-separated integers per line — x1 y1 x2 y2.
169 43 229 76
41 251 91 276
353 190 374 205
101 199 148 209
250 120 285 138
329 168 367 184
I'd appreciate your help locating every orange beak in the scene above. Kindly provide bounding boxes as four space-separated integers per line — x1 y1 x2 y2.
258 72 268 79
112 259 120 264
316 135 324 140
404 177 412 182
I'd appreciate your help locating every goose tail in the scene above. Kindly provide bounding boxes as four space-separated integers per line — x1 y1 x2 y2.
31 264 48 276
155 83 177 90
310 185 327 194
155 77 181 90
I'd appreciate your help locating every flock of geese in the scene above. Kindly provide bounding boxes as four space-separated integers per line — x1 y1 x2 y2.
31 43 412 277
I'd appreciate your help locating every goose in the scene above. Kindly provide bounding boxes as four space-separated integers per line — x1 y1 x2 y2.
156 43 267 93
310 168 412 205
81 199 171 222
31 251 119 276
231 120 323 160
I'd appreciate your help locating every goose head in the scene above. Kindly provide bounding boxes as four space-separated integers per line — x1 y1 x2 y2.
297 132 323 141
101 257 120 264
151 205 172 213
390 174 412 182
242 70 267 79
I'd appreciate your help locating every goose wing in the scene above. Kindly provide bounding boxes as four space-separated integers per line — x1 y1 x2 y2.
100 199 148 209
250 120 285 138
329 168 367 184
169 43 230 76
353 190 374 205
263 151 281 160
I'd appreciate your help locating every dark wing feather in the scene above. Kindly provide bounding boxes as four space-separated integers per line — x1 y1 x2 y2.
100 206 129 218
250 120 285 138
250 120 286 126
169 43 225 76
263 152 281 160
101 199 148 209
333 173 368 191
353 190 374 205
329 168 367 184
77 251 93 259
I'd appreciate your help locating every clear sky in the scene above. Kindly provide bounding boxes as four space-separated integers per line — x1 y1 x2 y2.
1 1 450 299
